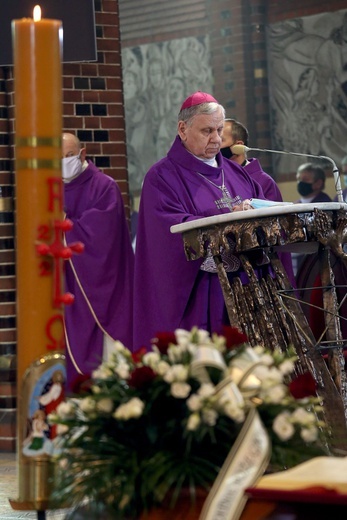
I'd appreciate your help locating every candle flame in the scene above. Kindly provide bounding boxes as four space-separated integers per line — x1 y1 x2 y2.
33 5 41 21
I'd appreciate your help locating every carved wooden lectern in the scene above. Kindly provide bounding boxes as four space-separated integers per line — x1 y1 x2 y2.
171 202 347 450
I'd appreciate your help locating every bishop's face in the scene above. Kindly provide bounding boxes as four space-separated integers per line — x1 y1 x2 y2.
178 107 224 160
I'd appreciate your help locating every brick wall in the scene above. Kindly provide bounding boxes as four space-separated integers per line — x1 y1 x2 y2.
63 0 128 198
0 0 127 452
267 0 347 23
0 66 16 452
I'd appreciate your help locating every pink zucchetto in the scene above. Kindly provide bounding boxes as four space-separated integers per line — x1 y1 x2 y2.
180 91 218 111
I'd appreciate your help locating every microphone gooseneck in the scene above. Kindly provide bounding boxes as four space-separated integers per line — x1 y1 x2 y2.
230 145 343 203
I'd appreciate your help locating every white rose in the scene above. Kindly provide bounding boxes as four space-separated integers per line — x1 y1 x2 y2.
58 458 69 469
113 340 127 353
300 427 318 443
273 412 295 441
211 333 226 352
253 365 271 381
115 360 130 379
107 342 128 361
187 394 202 412
143 352 160 368
175 329 191 347
198 383 215 398
156 360 170 376
202 408 218 426
196 329 211 343
47 413 56 424
279 359 295 375
261 367 284 389
173 364 189 381
56 401 75 419
92 366 113 380
56 423 69 435
164 364 188 383
187 413 201 431
171 382 191 399
262 384 287 404
168 345 185 363
291 408 316 426
223 402 245 423
80 397 96 414
260 353 274 366
96 398 114 414
113 397 144 420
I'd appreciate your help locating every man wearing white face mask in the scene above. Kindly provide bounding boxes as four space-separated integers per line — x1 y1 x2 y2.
62 133 134 390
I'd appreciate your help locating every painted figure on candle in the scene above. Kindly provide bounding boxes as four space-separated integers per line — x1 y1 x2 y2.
62 133 134 389
38 369 65 439
23 409 50 455
22 363 66 456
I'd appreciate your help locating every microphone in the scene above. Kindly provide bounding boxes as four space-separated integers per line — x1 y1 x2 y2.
231 144 343 203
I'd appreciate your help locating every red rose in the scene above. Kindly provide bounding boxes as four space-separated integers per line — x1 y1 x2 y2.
152 331 177 355
289 372 317 399
132 346 148 363
128 366 156 389
70 374 93 395
222 326 248 349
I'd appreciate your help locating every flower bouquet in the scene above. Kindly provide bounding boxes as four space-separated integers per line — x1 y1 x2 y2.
49 327 328 519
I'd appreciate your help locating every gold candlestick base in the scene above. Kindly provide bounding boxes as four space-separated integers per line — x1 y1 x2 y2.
9 455 54 511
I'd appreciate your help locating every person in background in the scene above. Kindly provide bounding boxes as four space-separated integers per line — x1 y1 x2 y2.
221 118 283 202
62 133 134 389
294 162 341 341
221 118 295 286
133 91 268 350
293 163 332 275
295 162 332 203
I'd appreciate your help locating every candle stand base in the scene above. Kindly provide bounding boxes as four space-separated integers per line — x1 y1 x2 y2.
9 456 55 512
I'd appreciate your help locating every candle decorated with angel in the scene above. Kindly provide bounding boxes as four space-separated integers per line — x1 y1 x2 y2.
9 5 76 512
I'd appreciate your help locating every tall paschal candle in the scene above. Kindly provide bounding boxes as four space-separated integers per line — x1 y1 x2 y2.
12 6 64 382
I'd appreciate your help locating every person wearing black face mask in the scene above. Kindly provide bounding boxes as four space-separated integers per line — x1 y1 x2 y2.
294 163 347 345
293 162 332 273
295 162 332 203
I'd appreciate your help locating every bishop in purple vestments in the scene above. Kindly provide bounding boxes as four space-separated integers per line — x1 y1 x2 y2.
133 92 266 350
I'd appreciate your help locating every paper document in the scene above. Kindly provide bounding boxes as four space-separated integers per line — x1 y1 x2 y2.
254 457 347 493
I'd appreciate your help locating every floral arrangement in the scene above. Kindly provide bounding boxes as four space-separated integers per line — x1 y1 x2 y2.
49 327 328 518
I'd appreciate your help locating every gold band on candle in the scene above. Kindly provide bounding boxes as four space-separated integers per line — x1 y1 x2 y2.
16 159 61 170
16 136 62 147
0 198 13 212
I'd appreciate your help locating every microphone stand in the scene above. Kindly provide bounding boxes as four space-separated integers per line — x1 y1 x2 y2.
247 147 344 203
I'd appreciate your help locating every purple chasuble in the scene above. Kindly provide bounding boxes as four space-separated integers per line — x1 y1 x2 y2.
133 136 265 350
245 158 283 202
64 161 134 387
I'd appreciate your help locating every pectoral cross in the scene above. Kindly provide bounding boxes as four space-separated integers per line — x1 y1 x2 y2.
215 187 240 211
